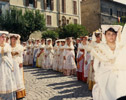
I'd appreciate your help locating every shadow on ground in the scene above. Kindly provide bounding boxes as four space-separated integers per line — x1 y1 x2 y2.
24 66 92 100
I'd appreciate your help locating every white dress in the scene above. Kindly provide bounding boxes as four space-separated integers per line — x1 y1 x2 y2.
114 45 126 99
53 45 60 71
64 45 76 70
45 45 54 69
0 43 17 94
11 44 25 91
59 46 65 72
26 43 33 65
91 43 119 100
23 46 27 65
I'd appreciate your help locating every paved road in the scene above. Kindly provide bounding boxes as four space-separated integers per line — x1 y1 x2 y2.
23 66 92 100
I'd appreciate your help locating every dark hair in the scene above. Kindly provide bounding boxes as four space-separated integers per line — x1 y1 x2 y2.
95 33 101 38
105 28 117 35
10 36 18 40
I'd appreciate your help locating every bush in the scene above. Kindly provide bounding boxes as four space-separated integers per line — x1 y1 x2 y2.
121 16 126 23
42 30 59 40
59 24 88 39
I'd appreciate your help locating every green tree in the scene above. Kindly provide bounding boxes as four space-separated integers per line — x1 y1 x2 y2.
42 30 59 40
0 8 46 41
121 16 126 23
59 24 88 39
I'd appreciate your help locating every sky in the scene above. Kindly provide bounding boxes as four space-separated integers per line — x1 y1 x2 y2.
114 0 126 4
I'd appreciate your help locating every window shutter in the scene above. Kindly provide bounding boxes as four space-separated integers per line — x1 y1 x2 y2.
34 0 37 8
44 0 47 10
47 15 51 26
73 1 77 15
62 0 66 13
64 0 66 13
51 0 54 11
74 19 77 24
26 0 29 6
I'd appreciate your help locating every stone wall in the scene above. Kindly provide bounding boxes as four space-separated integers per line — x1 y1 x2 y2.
81 0 101 33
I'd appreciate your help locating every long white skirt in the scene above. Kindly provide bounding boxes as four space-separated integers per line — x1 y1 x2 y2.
93 66 118 100
0 60 17 94
114 45 126 99
45 53 53 69
13 60 24 91
64 51 76 70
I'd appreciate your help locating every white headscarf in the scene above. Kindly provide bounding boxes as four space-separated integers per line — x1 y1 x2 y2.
101 25 122 43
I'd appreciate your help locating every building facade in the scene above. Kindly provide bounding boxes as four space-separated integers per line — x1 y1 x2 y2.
81 0 126 33
0 0 81 29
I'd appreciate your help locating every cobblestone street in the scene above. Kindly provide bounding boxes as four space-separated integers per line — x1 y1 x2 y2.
23 66 92 100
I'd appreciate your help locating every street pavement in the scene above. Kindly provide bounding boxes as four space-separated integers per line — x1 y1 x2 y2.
23 66 93 100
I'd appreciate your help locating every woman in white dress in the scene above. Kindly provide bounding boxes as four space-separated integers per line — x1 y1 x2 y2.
45 38 54 69
63 37 76 76
59 40 65 72
26 40 32 66
91 26 122 100
10 34 24 90
37 45 45 68
0 31 17 100
87 30 101 90
77 37 88 82
53 40 60 71
10 34 26 99
111 24 126 100
22 42 27 65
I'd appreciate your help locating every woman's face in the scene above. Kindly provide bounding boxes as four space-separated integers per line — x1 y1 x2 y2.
0 34 6 44
48 40 51 45
76 39 80 44
57 42 60 46
28 41 31 44
67 39 71 45
11 37 17 45
82 38 87 43
41 40 45 44
96 36 101 42
105 31 117 43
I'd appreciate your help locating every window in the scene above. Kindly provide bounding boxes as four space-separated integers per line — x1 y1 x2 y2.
117 11 119 17
118 11 121 17
74 19 77 24
46 0 51 10
73 1 77 15
26 0 37 8
47 15 52 26
110 8 112 16
29 0 34 7
62 16 66 26
29 0 34 4
62 0 66 13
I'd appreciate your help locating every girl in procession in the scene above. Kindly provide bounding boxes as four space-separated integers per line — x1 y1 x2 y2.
63 37 76 76
91 25 125 100
45 38 54 69
77 36 88 82
53 40 60 71
0 31 17 100
87 30 102 90
59 39 66 72
10 34 26 99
